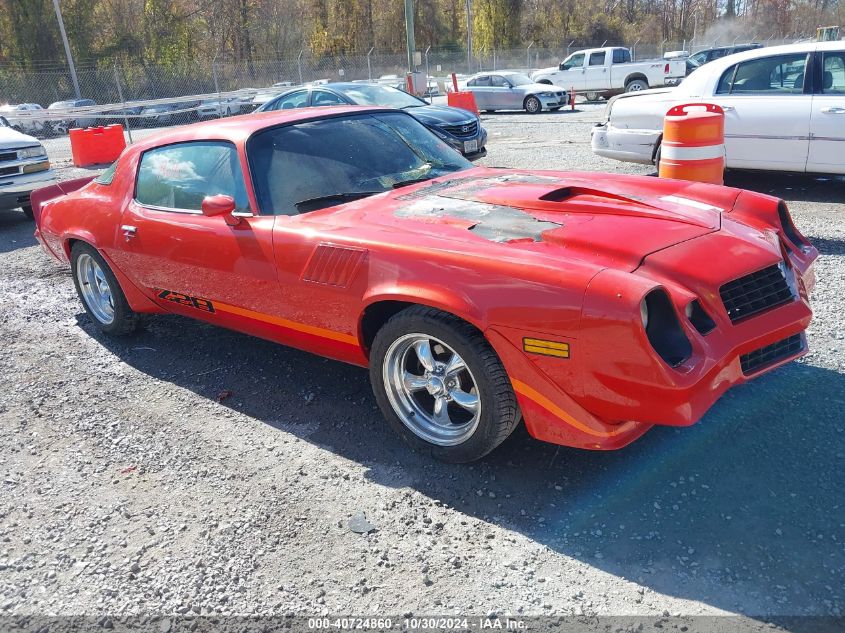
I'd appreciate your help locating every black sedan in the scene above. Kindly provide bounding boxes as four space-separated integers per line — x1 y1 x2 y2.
255 82 486 158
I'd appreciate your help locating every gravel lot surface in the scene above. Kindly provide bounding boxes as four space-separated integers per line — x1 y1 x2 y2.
1 104 843 625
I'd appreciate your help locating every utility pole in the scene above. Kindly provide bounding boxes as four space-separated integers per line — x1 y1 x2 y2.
465 0 473 74
404 0 415 72
52 0 81 99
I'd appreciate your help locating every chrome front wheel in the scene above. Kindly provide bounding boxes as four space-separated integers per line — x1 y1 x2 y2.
76 252 115 325
383 333 481 446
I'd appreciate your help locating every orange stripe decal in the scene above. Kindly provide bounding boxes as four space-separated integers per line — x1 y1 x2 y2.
511 378 635 438
213 301 359 346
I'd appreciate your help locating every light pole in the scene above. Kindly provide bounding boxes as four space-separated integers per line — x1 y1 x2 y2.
404 0 415 72
465 0 473 74
52 0 81 99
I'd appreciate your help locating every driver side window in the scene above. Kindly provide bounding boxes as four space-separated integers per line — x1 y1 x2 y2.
135 141 250 213
268 91 307 111
716 53 807 95
490 75 509 87
562 53 585 71
312 90 346 106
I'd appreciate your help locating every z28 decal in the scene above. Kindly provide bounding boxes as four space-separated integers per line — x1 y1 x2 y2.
156 289 215 313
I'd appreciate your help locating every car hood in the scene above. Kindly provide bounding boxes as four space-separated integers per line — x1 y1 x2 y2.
405 105 476 125
310 168 742 272
0 126 40 149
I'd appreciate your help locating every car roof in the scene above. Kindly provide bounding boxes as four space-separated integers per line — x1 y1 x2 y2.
130 106 391 152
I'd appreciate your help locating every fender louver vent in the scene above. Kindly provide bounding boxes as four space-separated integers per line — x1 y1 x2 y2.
301 243 366 288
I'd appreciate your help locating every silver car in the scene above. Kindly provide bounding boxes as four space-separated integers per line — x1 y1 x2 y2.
465 71 568 113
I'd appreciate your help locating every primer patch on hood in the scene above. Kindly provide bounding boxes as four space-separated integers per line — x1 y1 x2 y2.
395 195 561 243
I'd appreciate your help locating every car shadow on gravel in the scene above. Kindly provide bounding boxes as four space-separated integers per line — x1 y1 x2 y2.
87 313 844 617
0 208 37 253
724 171 845 204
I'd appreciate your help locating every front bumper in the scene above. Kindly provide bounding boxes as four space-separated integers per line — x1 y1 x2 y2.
486 230 816 451
0 169 57 211
539 93 568 109
440 127 488 157
591 123 660 165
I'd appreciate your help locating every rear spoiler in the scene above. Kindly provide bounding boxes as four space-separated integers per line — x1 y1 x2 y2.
29 176 96 227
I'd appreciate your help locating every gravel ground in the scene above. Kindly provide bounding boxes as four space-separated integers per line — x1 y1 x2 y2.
1 104 843 626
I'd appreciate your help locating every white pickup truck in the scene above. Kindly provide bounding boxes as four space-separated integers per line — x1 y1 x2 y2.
531 47 686 100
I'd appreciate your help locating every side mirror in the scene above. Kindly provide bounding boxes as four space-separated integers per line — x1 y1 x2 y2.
201 194 241 225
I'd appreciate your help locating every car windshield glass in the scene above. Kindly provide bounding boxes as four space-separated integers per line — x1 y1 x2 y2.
336 84 426 108
506 73 533 86
248 112 472 215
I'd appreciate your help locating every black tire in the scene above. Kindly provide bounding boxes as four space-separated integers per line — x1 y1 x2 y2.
370 306 520 463
21 204 34 220
524 95 542 114
70 242 139 336
654 143 662 173
624 79 649 92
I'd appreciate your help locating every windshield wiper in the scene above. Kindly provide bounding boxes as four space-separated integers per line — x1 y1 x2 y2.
295 191 383 214
393 177 433 188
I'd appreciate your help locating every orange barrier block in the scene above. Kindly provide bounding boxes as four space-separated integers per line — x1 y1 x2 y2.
447 91 479 115
69 124 127 167
658 103 725 185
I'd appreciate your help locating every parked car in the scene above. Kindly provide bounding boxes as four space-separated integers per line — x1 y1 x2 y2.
689 43 764 67
0 115 55 219
48 99 97 133
532 47 686 100
196 97 240 119
464 71 568 113
257 83 487 157
591 42 845 174
31 106 816 462
0 104 47 135
139 103 182 126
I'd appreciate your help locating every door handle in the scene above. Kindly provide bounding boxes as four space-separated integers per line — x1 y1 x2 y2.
719 105 735 111
821 106 845 114
121 225 137 240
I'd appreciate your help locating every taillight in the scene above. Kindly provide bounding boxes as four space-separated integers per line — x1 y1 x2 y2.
664 63 670 74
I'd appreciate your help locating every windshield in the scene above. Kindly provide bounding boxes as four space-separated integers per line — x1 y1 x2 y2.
690 52 707 65
506 73 534 86
336 84 426 108
248 112 471 215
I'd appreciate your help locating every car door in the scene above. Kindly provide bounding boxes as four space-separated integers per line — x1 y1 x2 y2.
557 53 587 92
488 75 516 109
807 49 845 174
710 52 812 171
467 75 492 109
584 51 610 91
113 140 280 318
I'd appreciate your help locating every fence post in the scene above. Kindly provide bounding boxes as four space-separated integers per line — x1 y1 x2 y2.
297 49 304 85
526 42 533 70
632 38 640 60
567 41 575 57
367 47 374 82
212 57 222 119
425 45 431 103
113 63 132 144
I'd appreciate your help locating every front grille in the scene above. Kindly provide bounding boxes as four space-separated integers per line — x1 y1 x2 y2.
0 165 19 177
740 334 803 375
720 264 794 323
441 121 478 138
0 151 17 163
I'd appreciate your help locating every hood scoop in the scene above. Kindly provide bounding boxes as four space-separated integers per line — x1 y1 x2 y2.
538 185 657 206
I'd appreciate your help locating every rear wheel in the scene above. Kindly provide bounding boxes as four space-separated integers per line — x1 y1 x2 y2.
370 306 519 463
524 95 542 114
625 79 649 92
584 91 601 102
70 242 139 336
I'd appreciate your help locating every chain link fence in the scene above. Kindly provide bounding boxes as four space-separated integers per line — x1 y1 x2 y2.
0 37 807 168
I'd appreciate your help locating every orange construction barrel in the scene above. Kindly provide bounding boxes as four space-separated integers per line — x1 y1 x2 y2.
658 103 725 185
69 124 127 167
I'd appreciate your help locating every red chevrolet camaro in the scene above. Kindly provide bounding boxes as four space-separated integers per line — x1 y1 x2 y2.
32 106 817 462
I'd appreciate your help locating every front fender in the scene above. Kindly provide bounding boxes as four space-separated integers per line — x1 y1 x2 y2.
362 282 486 330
